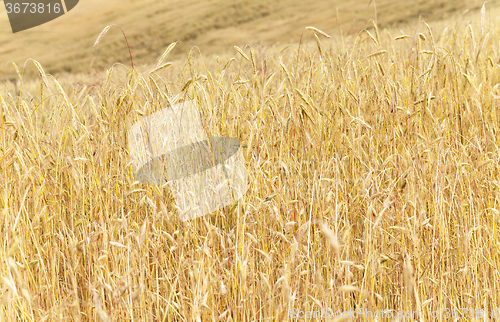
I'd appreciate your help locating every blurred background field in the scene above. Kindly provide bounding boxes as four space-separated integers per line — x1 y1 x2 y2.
0 0 492 77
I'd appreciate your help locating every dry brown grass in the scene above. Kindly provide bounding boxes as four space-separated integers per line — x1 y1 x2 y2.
2 3 500 321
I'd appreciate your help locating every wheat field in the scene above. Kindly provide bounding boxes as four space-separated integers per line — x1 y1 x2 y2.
2 3 500 321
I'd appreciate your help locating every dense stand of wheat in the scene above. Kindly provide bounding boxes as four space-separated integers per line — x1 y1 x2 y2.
1 13 500 320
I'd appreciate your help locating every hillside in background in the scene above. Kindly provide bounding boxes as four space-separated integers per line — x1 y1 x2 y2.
0 0 490 78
